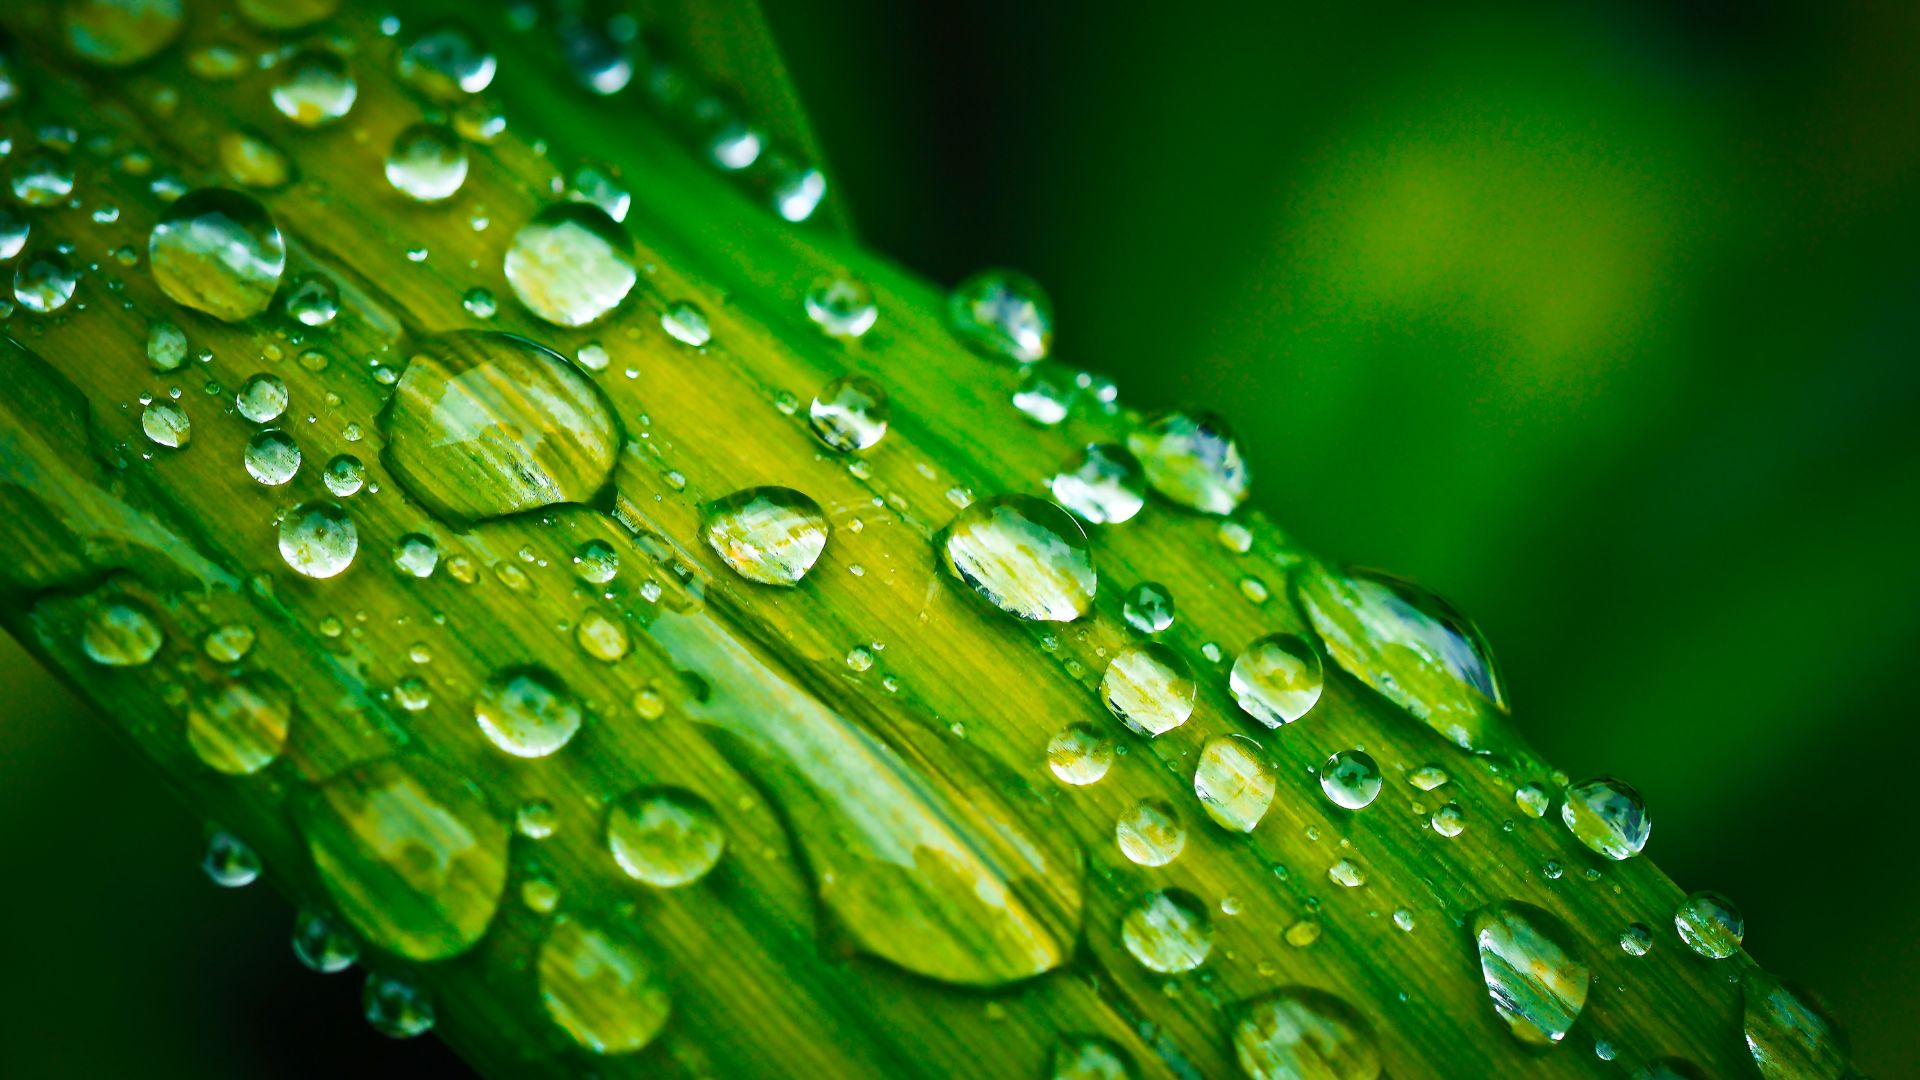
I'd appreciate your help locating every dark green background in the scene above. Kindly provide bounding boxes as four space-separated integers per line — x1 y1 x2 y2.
3 1 1915 1075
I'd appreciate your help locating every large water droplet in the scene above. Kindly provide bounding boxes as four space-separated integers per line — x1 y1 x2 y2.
940 495 1096 621
64 0 183 67
1120 888 1211 974
141 402 191 448
1100 643 1196 737
475 665 582 758
808 374 889 452
397 25 496 100
271 49 357 127
1742 973 1850 1080
700 486 830 586
385 124 468 202
1296 563 1507 750
1195 735 1275 833
1233 987 1382 1080
278 501 357 578
1048 444 1146 525
363 971 434 1038
1127 411 1249 515
538 915 672 1055
150 189 286 322
948 269 1054 363
1115 798 1186 866
14 250 79 313
1230 633 1323 727
187 674 291 775
81 595 164 666
505 203 636 327
1560 777 1650 861
382 331 620 522
297 756 508 961
1319 750 1382 810
606 787 726 888
1675 890 1744 959
1471 900 1589 1047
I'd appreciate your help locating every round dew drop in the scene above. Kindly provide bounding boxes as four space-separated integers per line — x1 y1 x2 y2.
1675 890 1745 959
808 374 890 452
1233 987 1383 1080
1471 899 1590 1047
1100 643 1196 737
363 972 434 1038
606 787 726 888
271 49 358 127
1115 798 1186 867
1127 410 1250 515
661 300 711 346
1120 888 1212 974
1050 1036 1135 1080
203 830 262 887
81 597 164 666
1560 777 1651 860
474 665 583 758
1230 633 1324 727
701 487 830 586
141 402 191 449
538 916 672 1055
278 501 357 578
14 250 79 314
246 430 302 486
1194 735 1276 833
397 26 497 101
947 268 1054 363
1319 749 1383 810
235 373 289 423
292 908 360 974
187 674 292 775
1122 581 1175 634
385 124 469 202
63 0 184 66
805 277 878 338
1048 444 1146 525
1047 723 1113 786
504 204 637 327
149 189 286 322
940 494 1097 622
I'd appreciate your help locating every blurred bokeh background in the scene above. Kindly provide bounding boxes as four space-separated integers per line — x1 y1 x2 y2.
4 0 1915 1075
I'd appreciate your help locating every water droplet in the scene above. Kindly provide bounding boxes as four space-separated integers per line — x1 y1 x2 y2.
1127 411 1249 515
203 623 255 664
1742 973 1849 1080
1115 798 1185 867
387 534 437 579
568 161 630 222
770 157 828 222
237 0 337 32
1122 582 1174 635
382 331 620 521
80 595 164 667
948 269 1053 363
385 124 468 202
278 501 357 578
149 189 285 322
607 787 725 887
576 610 630 662
1120 889 1211 974
940 495 1096 621
1100 643 1196 737
1430 802 1466 837
538 916 672 1055
245 429 301 485
1296 563 1507 750
573 539 618 585
363 971 434 1038
14 250 78 313
1229 633 1324 727
298 756 508 961
1285 919 1322 947
322 454 365 497
1560 777 1650 861
11 152 75 208
475 665 582 758
1515 782 1550 818
203 830 261 887
1327 859 1366 888
1047 723 1113 786
805 277 877 338
1050 1036 1134 1080
808 374 889 452
141 402 191 448
1233 987 1382 1080
1620 922 1653 956
1319 750 1382 810
284 273 338 326
661 299 711 346
62 0 183 66
217 127 292 190
700 487 830 586
187 674 290 775
271 49 357 126
397 25 496 100
1471 900 1589 1046
1393 909 1416 933
234 373 289 424
558 17 633 94
292 908 359 973
1675 890 1744 959
1408 765 1448 790
1009 363 1080 426
1048 444 1146 525
1195 735 1275 833
504 204 636 326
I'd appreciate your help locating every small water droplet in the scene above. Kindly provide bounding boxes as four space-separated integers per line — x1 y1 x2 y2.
1393 909 1416 933
1120 889 1211 974
363 971 434 1038
1430 802 1466 837
940 495 1096 621
1285 919 1322 947
1742 972 1849 1080
948 269 1053 363
475 665 582 758
203 830 261 887
1127 411 1249 515
607 787 725 887
504 204 636 327
660 299 711 346
1100 643 1196 737
271 49 357 127
538 916 672 1054
808 374 889 452
278 501 357 578
1122 582 1174 635
292 908 359 973
1195 734 1275 833
1515 782 1550 818
1229 633 1323 727
187 674 291 775
1408 765 1449 790
1048 444 1145 525
1115 798 1186 867
1560 777 1650 861
805 276 877 338
1675 890 1744 959
700 486 830 586
385 124 468 202
1047 723 1112 786
573 539 619 585
246 429 302 485
1472 900 1589 1046
1619 922 1653 956
1010 363 1083 426
397 25 496 100
150 188 286 322
1319 750 1382 810
284 273 339 326
1233 987 1382 1080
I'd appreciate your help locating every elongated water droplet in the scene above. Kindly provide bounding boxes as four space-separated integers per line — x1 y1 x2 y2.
80 595 164 667
701 487 830 586
1100 643 1196 737
291 908 359 973
538 916 672 1055
1127 410 1249 515
14 250 78 313
385 124 468 202
805 277 877 338
203 830 261 887
941 495 1096 621
150 188 285 322
1122 582 1174 635
1675 890 1744 958
505 204 635 327
297 756 508 961
382 331 620 522
1560 777 1650 860
1233 987 1382 1080
1743 973 1849 1080
187 674 291 775
363 972 434 1038
1051 1036 1134 1080
1115 798 1185 867
271 49 357 127
1121 888 1211 974
278 501 357 578
246 429 301 485
1048 723 1113 786
64 0 184 67
1230 633 1323 727
1320 750 1382 810
397 25 496 100
1297 563 1507 750
475 665 582 758
1195 735 1275 832
606 787 725 888
1049 444 1145 525
948 269 1053 363
808 374 889 452
1471 900 1589 1047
